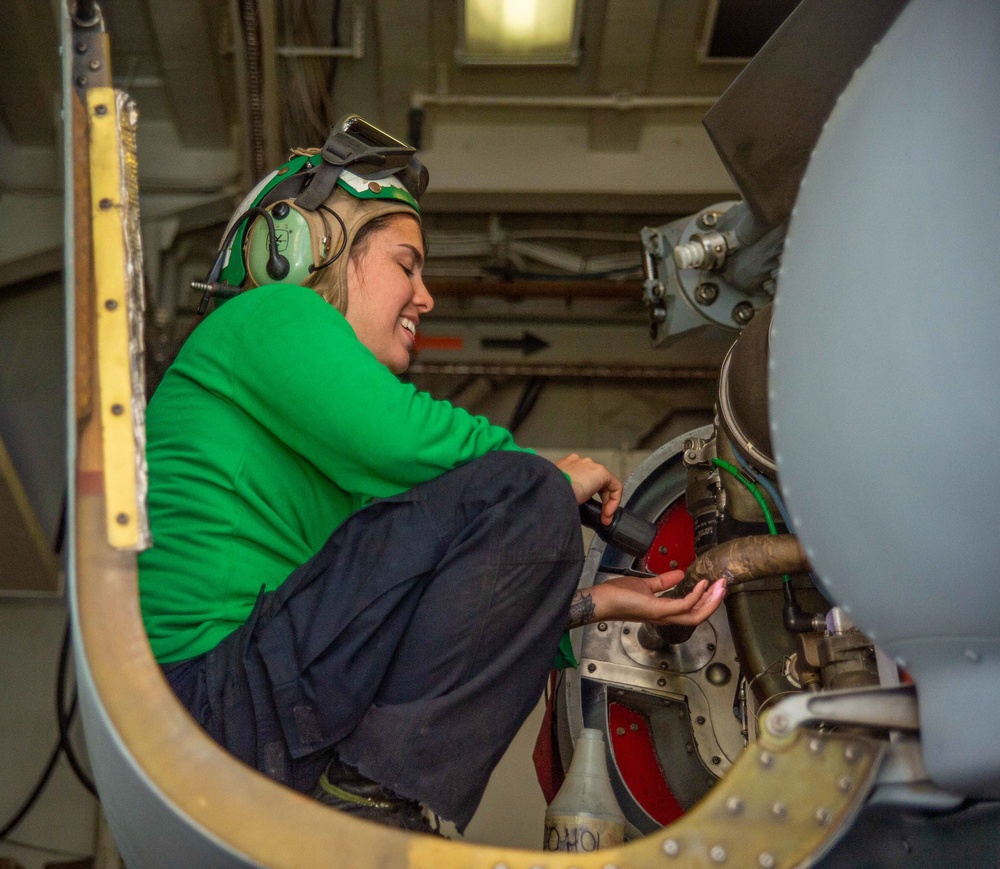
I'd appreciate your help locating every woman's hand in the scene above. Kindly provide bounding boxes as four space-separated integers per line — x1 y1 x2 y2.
555 453 623 525
566 570 726 630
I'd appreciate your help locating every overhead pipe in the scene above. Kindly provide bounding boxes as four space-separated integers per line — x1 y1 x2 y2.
410 92 719 112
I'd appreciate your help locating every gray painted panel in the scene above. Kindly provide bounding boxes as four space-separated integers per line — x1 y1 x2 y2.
771 0 1000 798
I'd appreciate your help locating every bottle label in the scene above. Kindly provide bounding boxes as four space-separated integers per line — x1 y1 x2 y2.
543 815 624 852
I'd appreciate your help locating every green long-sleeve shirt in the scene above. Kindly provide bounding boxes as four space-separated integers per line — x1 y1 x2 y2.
139 284 528 663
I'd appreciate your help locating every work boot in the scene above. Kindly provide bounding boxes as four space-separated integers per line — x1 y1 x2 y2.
312 756 442 835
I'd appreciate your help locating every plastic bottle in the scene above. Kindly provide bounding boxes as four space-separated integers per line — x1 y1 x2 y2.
543 728 626 852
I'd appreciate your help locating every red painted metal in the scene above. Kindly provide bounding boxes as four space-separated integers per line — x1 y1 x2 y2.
608 702 685 826
640 497 696 576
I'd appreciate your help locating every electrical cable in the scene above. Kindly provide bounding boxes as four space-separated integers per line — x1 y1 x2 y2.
0 619 97 842
56 622 97 796
729 447 793 530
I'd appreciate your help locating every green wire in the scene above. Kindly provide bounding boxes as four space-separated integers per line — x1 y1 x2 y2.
711 457 790 584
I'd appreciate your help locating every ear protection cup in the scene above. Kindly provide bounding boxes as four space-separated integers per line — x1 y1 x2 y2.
244 200 337 288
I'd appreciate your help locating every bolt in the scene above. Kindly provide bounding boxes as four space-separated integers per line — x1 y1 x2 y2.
89 59 101 70
697 716 706 725
663 838 680 857
700 212 719 228
76 75 88 87
771 801 787 818
95 104 108 116
710 844 727 863
597 622 608 631
115 513 129 525
769 713 789 735
104 299 118 311
711 755 721 765
759 751 774 769
759 853 776 869
814 807 830 825
657 677 667 687
838 775 853 793
733 301 755 325
75 41 88 53
587 663 597 673
100 198 114 209
616 727 626 736
696 283 719 305
725 795 743 815
111 403 124 415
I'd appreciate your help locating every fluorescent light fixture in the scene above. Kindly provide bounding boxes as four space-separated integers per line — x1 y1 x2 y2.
457 0 583 65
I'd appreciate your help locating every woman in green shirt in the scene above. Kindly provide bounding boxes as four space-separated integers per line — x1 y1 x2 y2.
139 119 725 834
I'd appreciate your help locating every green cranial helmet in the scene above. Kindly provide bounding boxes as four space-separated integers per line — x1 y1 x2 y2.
197 115 428 314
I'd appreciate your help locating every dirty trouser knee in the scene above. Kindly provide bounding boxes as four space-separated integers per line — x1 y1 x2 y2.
179 451 584 831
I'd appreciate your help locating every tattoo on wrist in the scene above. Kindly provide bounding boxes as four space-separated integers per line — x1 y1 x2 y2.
565 590 596 631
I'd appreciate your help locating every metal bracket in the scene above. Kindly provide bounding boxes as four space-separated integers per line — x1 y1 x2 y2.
762 684 919 739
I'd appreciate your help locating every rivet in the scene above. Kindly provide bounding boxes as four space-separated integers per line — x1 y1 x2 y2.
597 622 608 631
115 513 129 525
965 648 981 663
603 864 620 869
587 663 597 673
89 59 101 70
710 844 727 863
837 775 852 793
669 560 679 569
769 713 789 735
685 742 693 754
808 738 823 754
771 801 787 819
76 75 88 86
368 181 382 193
277 166 289 175
697 716 706 725
111 403 125 415
657 677 667 687
814 807 830 825
616 727 626 736
75 41 87 53
100 198 114 209
758 853 776 869
725 795 743 815
630 722 638 732
622 626 630 635
659 545 668 555
104 299 118 310
711 755 721 765
759 751 774 769
95 104 107 116
706 643 715 652
844 745 859 763
662 838 680 856
493 863 509 869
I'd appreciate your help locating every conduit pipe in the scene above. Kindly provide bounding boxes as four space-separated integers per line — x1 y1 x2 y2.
410 92 719 112
639 534 809 649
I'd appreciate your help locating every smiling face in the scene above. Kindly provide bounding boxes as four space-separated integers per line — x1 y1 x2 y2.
345 214 433 374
